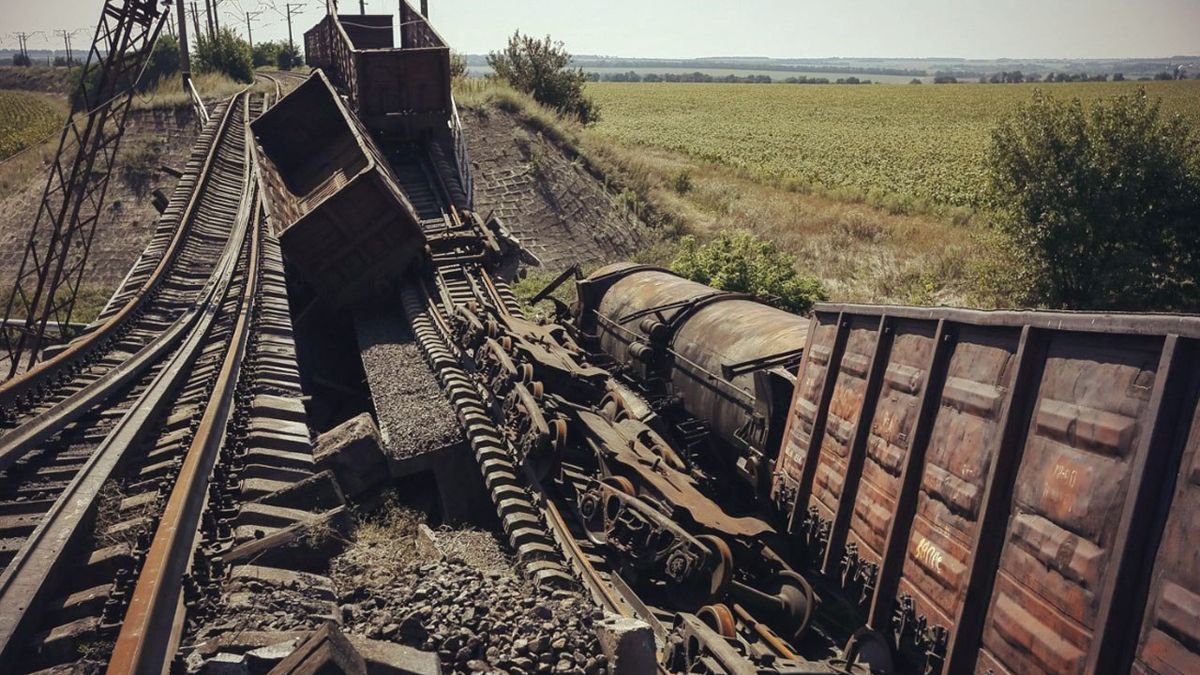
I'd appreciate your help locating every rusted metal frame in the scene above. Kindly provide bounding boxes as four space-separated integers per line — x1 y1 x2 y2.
770 306 820 492
942 325 1046 674
785 311 851 534
867 318 953 630
815 302 1200 339
107 104 259 675
2 2 167 377
0 99 240 408
721 347 805 379
820 314 894 576
1087 334 1199 674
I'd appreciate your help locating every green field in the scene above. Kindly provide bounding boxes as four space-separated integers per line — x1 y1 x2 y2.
0 90 64 160
587 81 1200 209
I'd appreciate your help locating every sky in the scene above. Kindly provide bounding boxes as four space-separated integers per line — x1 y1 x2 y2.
3 0 1199 60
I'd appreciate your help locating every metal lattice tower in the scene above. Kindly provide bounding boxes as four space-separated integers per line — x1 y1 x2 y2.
1 0 168 379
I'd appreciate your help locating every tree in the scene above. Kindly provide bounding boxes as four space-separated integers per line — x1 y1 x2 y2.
252 41 284 68
449 50 468 79
12 53 32 67
196 28 254 82
143 35 180 88
276 43 300 71
487 31 599 124
671 230 826 313
985 89 1200 310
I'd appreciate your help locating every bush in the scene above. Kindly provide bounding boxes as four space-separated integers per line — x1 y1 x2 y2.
13 53 32 67
450 50 468 79
142 35 180 88
252 41 283 68
487 32 599 124
669 169 693 194
671 230 826 313
985 89 1200 310
196 28 253 83
276 44 300 71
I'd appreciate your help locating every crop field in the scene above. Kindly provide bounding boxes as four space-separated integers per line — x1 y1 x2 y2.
587 80 1200 209
0 90 63 160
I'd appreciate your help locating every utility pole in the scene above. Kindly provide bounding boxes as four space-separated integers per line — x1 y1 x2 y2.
54 29 75 65
204 0 214 39
176 0 193 91
421 0 428 18
190 2 201 41
358 0 364 14
285 4 304 55
13 32 32 60
211 0 220 34
243 11 260 50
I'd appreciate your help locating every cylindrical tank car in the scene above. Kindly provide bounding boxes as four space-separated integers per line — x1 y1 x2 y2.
575 263 810 497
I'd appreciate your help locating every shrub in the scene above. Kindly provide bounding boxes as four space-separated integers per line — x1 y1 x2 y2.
985 89 1200 310
252 41 284 68
276 44 300 71
12 53 33 67
449 50 468 79
196 28 253 83
487 31 599 124
671 230 826 313
669 169 693 194
142 35 180 88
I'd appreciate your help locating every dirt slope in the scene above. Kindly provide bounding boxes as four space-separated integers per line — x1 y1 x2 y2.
0 106 198 303
461 104 651 271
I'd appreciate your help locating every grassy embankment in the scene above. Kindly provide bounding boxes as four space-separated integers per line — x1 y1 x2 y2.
459 79 1200 308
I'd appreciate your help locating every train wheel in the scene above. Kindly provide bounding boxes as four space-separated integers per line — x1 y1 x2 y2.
697 534 734 600
602 475 635 496
843 627 894 675
698 604 736 638
551 418 568 451
745 570 816 643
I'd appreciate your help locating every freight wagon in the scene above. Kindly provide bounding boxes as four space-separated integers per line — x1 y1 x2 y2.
251 70 426 306
576 267 1200 674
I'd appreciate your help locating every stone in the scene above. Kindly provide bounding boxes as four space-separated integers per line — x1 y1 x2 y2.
594 614 654 675
314 413 389 501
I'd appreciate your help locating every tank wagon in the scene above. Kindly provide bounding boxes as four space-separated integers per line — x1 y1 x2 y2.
575 263 810 498
251 70 426 306
576 267 1200 675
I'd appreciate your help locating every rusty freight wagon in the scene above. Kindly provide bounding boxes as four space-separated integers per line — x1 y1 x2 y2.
303 2 452 138
770 305 1200 675
251 70 426 306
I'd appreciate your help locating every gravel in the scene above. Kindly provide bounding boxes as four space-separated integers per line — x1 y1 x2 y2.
336 559 606 675
332 513 606 675
354 310 463 458
430 527 513 576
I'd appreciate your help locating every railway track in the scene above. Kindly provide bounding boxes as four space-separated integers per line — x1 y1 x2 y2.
0 87 316 673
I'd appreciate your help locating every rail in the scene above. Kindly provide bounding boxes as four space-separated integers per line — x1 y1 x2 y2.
0 92 255 667
450 97 474 209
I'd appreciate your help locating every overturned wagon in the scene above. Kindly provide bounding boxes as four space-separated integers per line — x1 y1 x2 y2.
772 305 1200 674
251 71 426 306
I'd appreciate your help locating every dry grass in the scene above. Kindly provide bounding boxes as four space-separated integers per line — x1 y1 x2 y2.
455 79 1008 307
132 72 271 110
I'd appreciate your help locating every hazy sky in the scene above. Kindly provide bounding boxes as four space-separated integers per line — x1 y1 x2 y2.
4 0 1199 59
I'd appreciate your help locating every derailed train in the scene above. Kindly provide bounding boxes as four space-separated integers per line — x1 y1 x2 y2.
573 263 1200 675
254 4 1197 672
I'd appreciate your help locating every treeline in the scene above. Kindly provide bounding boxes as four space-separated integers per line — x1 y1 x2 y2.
932 69 1197 84
587 71 874 84
573 58 923 77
